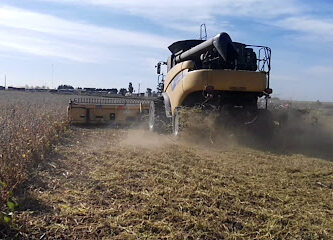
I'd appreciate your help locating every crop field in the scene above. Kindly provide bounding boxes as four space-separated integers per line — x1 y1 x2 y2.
1 92 333 239
0 92 70 201
0 91 73 234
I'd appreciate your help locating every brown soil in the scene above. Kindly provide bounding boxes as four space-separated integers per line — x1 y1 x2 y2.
9 127 333 239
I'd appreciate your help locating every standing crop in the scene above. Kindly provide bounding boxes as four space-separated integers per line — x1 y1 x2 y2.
0 91 70 220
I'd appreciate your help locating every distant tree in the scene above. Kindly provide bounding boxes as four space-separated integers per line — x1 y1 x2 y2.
128 82 134 94
57 84 74 90
119 88 127 96
109 88 118 94
146 88 152 96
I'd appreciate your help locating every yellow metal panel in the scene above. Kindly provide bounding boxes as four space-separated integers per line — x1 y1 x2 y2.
68 107 87 124
68 102 150 125
166 69 267 114
164 60 195 92
208 70 266 91
182 69 266 93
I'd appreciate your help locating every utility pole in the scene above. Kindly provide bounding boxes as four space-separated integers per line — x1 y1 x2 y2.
4 74 6 89
138 83 141 94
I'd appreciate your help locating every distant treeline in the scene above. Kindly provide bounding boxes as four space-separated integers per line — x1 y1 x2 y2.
0 82 156 97
0 87 118 94
0 85 156 97
0 86 26 91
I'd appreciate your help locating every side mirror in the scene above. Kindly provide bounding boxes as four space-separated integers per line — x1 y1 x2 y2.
156 62 161 74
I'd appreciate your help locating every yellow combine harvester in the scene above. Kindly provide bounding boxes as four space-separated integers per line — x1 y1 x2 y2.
68 97 150 125
149 31 273 137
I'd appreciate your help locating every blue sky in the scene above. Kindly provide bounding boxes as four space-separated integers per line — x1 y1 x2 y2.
0 0 332 101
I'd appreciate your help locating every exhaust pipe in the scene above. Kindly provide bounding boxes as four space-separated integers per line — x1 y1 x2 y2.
174 32 237 64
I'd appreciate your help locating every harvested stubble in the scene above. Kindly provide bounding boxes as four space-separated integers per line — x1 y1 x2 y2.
0 92 70 210
11 127 333 239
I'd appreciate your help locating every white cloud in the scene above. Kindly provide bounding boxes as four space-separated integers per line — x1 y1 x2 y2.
276 17 333 42
40 0 301 34
0 30 102 62
0 6 173 62
42 0 301 19
39 0 333 44
305 65 333 79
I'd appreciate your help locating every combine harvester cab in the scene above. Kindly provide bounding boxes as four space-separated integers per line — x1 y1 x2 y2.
68 97 150 125
149 31 274 138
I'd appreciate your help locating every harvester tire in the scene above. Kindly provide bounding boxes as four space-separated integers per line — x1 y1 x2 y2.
172 108 180 137
148 99 170 133
251 109 275 140
172 107 186 137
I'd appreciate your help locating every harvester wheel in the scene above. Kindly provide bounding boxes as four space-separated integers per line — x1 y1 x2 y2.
172 107 185 137
172 107 206 137
173 108 180 137
251 109 275 140
148 99 170 133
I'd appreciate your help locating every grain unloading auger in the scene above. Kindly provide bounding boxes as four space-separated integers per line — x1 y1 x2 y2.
149 32 274 137
68 97 150 125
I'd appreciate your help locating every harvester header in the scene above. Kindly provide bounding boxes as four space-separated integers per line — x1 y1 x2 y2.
68 97 150 125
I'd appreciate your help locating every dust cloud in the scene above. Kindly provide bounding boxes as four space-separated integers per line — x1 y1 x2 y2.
268 109 333 160
120 105 333 160
120 129 175 149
